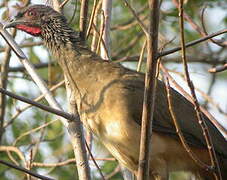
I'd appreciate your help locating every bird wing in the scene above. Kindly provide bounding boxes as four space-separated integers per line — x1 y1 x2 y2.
122 73 227 157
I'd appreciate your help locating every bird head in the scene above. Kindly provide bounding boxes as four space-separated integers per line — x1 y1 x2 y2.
4 4 67 37
5 4 82 55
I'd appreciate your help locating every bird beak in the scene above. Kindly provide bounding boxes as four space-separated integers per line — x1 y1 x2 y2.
4 19 27 29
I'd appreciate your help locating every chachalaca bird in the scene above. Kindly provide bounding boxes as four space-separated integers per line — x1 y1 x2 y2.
5 5 227 179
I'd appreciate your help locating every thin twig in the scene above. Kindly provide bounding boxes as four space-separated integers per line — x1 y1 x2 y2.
68 1 78 24
96 10 105 55
105 165 121 179
26 149 32 180
0 88 74 121
163 77 212 170
165 68 227 118
0 29 16 142
114 54 226 65
111 5 148 31
13 119 57 146
178 1 221 179
209 63 227 73
91 1 102 52
122 0 149 35
30 125 46 168
112 15 148 31
114 31 144 57
4 80 64 128
86 0 99 38
80 0 89 41
160 64 227 138
0 146 26 165
7 62 55 72
85 141 106 180
158 29 227 58
0 41 43 53
137 39 147 72
173 0 226 47
100 0 112 60
0 160 54 180
60 0 70 8
32 157 115 167
200 5 226 47
94 21 109 58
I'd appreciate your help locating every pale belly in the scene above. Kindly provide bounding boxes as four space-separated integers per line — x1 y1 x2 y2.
81 112 210 178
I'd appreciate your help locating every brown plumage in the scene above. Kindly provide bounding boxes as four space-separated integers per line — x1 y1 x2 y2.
5 5 227 179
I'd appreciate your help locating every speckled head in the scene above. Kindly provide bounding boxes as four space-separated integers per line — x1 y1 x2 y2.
4 4 67 37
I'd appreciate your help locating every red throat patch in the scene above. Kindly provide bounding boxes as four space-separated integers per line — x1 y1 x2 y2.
16 24 41 36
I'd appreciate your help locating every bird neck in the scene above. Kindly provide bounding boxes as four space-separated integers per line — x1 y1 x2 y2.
41 21 92 67
40 21 101 87
41 22 82 52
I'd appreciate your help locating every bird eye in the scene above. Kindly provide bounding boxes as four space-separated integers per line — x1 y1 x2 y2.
27 10 36 16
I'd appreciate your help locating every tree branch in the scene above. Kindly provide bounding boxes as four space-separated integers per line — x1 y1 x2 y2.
163 77 212 170
138 0 160 179
0 29 16 143
209 63 227 73
158 29 227 58
100 0 112 60
0 88 74 120
80 0 89 41
178 1 221 178
0 160 54 180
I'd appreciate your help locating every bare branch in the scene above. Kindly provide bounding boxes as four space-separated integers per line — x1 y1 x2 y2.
0 29 16 142
93 22 109 58
137 39 147 72
0 41 43 53
160 64 227 138
209 64 227 73
60 0 70 8
158 29 227 58
100 0 112 60
80 0 89 41
13 119 57 146
163 77 212 170
0 88 74 121
91 1 102 52
4 80 64 128
138 0 160 179
105 165 121 179
111 5 148 31
86 0 99 38
178 1 221 178
85 141 105 180
122 0 149 35
200 6 226 47
32 158 115 167
0 160 54 180
0 146 25 164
